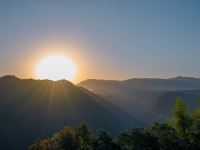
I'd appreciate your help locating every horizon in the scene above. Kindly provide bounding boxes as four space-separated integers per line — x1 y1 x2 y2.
0 1 200 83
1 74 200 84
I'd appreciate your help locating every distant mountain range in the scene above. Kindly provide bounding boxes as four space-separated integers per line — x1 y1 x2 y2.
79 76 200 91
0 75 141 150
1 75 200 150
79 76 200 123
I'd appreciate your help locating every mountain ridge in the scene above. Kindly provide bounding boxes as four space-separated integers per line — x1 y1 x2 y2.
78 76 200 124
79 76 200 83
79 76 200 91
0 75 142 150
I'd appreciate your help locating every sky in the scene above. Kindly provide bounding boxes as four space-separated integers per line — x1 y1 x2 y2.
0 0 200 83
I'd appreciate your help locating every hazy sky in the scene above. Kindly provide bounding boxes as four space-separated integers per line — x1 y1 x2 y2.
0 0 200 83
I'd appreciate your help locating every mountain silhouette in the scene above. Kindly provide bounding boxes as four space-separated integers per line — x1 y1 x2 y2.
0 75 142 150
79 76 200 91
79 77 200 123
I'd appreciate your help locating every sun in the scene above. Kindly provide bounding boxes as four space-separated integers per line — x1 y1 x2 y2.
36 55 76 81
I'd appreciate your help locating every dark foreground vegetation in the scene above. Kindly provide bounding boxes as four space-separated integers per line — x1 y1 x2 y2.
29 97 200 150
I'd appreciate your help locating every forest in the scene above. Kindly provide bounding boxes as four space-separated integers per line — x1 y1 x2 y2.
29 97 200 150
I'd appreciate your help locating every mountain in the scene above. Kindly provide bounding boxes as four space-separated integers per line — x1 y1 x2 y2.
79 76 200 91
78 77 200 123
0 75 142 150
1 75 200 149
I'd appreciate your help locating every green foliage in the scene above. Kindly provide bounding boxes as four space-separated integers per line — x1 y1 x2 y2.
29 139 53 150
148 123 181 149
29 97 200 150
51 127 79 150
171 97 192 136
74 123 93 150
118 128 158 150
192 109 200 121
93 130 114 150
188 119 200 149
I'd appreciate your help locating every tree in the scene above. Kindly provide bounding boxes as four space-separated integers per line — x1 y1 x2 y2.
187 119 200 149
28 97 200 150
192 109 200 122
93 130 114 150
148 123 181 149
118 128 158 150
172 97 192 136
51 127 79 150
74 123 93 150
28 139 53 150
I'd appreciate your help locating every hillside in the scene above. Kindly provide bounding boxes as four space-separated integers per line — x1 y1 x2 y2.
79 77 200 123
0 76 141 150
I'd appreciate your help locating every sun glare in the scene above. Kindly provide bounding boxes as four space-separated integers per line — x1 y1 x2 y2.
36 55 76 81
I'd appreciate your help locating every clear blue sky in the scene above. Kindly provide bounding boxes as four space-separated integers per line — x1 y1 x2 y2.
0 0 200 81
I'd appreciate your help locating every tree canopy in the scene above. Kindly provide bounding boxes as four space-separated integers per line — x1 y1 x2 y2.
29 97 200 150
